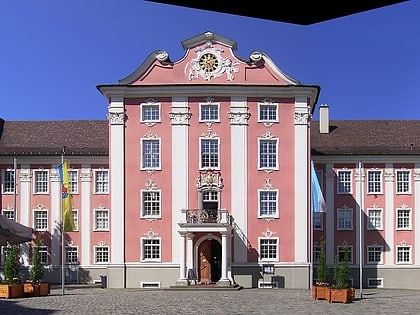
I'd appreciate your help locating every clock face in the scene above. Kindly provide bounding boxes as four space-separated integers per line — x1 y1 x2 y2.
199 53 219 72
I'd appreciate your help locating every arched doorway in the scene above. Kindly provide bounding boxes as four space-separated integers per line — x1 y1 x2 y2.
198 238 221 284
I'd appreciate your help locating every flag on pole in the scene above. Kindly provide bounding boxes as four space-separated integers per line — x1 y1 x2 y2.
311 161 327 212
57 161 75 232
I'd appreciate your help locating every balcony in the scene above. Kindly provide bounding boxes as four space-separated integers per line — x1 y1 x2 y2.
180 208 232 225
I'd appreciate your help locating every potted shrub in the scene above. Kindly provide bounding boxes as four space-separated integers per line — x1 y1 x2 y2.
24 237 50 296
0 244 24 298
329 245 355 303
312 238 330 300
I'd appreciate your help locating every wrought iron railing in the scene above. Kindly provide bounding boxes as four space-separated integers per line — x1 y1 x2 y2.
182 208 231 225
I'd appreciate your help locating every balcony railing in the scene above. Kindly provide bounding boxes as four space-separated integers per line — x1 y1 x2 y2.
181 208 231 225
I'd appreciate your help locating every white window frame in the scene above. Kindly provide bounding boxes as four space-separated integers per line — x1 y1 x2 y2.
367 208 383 230
199 137 220 169
337 208 353 230
337 245 353 264
141 190 162 219
140 102 161 124
367 169 382 194
258 138 278 170
141 138 162 170
72 209 79 231
2 209 15 220
337 170 352 194
65 246 78 264
258 102 278 123
141 237 161 262
313 212 322 230
199 102 220 122
396 207 412 230
396 169 411 194
94 169 109 194
94 208 109 231
396 245 411 264
258 237 279 262
1 169 15 194
313 245 321 264
33 209 48 231
94 246 109 264
69 169 79 194
367 245 383 264
258 189 279 218
33 169 49 194
38 245 49 265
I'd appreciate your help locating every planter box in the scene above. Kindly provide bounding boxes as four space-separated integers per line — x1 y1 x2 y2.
24 283 50 297
312 285 331 300
0 283 25 299
328 287 355 303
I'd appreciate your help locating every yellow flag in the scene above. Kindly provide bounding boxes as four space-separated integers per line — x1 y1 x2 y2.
58 161 75 232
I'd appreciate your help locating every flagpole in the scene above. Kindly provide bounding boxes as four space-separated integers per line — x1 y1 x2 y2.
358 161 363 299
13 156 17 222
61 146 66 295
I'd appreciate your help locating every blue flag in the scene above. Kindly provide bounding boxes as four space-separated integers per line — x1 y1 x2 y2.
311 161 326 212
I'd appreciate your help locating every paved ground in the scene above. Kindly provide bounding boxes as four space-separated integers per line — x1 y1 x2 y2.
0 285 419 314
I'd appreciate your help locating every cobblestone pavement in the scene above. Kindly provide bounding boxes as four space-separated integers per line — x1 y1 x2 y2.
0 286 419 315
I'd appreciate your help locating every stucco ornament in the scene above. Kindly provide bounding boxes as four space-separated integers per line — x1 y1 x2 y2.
185 43 239 81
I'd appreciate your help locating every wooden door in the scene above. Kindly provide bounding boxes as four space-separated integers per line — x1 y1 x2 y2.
198 240 211 284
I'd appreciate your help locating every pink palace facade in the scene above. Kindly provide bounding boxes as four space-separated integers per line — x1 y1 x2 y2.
1 32 420 290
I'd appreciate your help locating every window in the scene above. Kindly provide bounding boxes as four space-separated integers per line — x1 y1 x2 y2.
258 139 277 169
141 103 160 123
94 170 109 194
313 245 321 264
141 238 161 262
34 170 48 194
396 208 411 230
2 210 15 220
367 208 383 230
141 190 161 218
1 170 15 193
396 170 410 194
313 212 322 230
95 246 109 263
259 238 278 261
337 245 353 263
258 190 278 218
396 245 411 264
367 170 382 194
367 245 383 264
200 138 219 169
142 139 161 169
65 246 78 264
337 208 352 230
258 104 278 122
69 170 78 194
200 103 219 122
34 210 48 231
337 170 351 194
94 209 109 231
72 210 79 231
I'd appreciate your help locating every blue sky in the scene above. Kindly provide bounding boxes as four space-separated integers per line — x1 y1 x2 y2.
1 1 419 121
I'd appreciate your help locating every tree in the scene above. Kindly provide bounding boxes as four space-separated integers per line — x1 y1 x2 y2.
315 237 329 285
4 244 21 284
333 245 351 289
29 239 45 282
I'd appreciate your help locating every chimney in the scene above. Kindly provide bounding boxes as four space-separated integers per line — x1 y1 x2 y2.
319 104 329 134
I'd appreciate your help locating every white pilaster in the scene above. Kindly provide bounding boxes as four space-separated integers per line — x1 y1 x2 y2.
355 162 365 266
385 164 394 265
80 166 92 266
171 96 190 264
294 96 310 262
229 96 249 263
414 164 420 265
108 97 125 265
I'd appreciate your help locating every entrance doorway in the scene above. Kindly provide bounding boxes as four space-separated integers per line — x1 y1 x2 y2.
198 239 221 283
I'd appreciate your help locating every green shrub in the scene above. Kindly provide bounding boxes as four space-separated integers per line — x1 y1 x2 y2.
4 244 21 284
333 245 351 289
